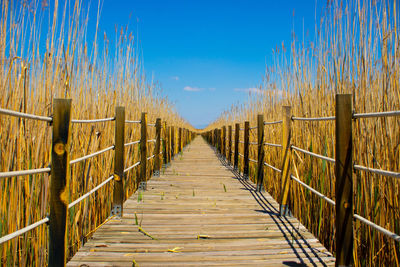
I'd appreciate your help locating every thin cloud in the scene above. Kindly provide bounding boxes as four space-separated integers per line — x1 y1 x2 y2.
234 87 263 94
209 87 216 91
170 76 179 81
184 86 202 92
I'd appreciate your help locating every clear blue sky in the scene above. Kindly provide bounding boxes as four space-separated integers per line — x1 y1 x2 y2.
94 1 323 128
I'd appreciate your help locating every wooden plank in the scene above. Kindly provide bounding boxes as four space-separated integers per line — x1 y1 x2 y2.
68 136 335 266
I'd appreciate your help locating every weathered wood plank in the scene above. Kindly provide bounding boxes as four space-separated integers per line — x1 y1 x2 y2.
68 136 334 266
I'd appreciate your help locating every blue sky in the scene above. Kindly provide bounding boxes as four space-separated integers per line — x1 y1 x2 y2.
88 1 324 128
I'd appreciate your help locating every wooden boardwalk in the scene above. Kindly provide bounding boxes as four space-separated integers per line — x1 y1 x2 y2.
68 137 335 266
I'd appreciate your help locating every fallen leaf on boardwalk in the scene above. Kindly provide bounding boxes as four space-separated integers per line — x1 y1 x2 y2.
167 247 183 253
95 244 108 247
197 234 210 239
132 259 138 267
138 226 158 240
278 251 288 254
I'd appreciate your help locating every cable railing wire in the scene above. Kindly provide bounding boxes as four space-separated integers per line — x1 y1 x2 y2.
238 153 244 158
147 139 156 143
124 161 141 173
0 167 51 179
249 142 258 145
69 145 115 165
68 175 114 209
124 140 140 147
291 145 335 163
354 214 400 242
291 116 335 122
264 120 282 125
0 107 52 122
249 158 257 163
290 174 336 206
354 164 399 179
147 155 155 161
0 217 49 244
264 142 282 148
125 120 141 124
249 126 257 130
353 110 400 119
71 117 115 123
264 162 282 173
147 123 156 127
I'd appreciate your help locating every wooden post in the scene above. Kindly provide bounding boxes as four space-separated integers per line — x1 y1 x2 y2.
222 126 226 158
257 114 264 192
112 106 125 217
163 122 168 165
171 126 175 157
335 94 353 267
178 127 182 153
234 123 239 170
154 118 161 176
49 98 71 267
243 121 250 179
280 106 291 216
228 125 232 164
139 112 147 190
218 129 222 154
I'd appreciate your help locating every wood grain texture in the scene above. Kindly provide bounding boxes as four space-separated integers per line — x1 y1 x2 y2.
68 137 335 267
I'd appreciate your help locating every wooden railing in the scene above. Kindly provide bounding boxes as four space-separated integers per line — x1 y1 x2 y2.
202 93 400 266
0 99 195 266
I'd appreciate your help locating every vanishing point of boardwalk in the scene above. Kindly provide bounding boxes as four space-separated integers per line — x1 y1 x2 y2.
68 137 335 266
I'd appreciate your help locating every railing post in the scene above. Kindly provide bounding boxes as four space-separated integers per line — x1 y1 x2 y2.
171 126 175 158
112 106 125 217
257 114 264 192
139 112 147 190
335 94 353 267
163 122 168 166
49 98 71 267
178 127 182 153
154 118 161 176
243 121 250 179
222 126 226 159
234 123 239 170
280 106 291 216
228 125 232 164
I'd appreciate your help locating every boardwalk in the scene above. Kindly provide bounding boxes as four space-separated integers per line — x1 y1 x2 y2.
68 137 335 266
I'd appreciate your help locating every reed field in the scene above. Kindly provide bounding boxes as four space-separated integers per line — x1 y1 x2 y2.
0 0 192 265
206 0 399 266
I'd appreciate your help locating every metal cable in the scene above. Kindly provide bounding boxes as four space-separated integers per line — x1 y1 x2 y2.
249 126 257 130
249 142 258 145
0 167 51 179
147 124 156 127
124 161 141 173
71 117 115 123
291 145 335 163
147 139 156 143
249 158 257 163
0 217 49 244
291 116 335 121
354 164 399 179
354 214 400 242
239 141 245 144
353 110 400 119
264 120 282 125
147 155 155 161
68 175 114 209
290 174 336 206
125 120 141 124
238 153 244 158
70 145 114 165
124 140 140 147
264 162 282 173
264 142 282 148
0 108 52 122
